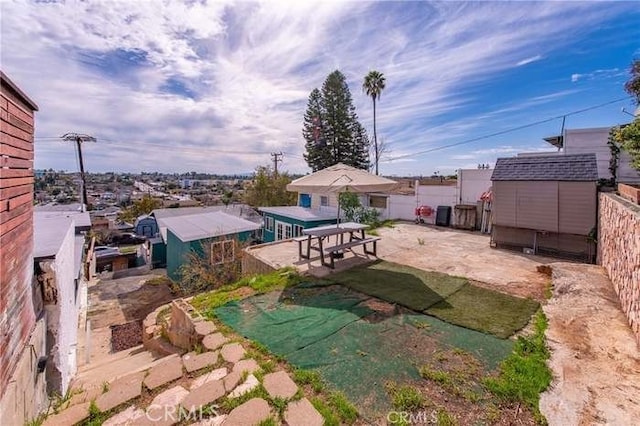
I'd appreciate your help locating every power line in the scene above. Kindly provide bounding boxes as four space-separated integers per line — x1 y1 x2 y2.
61 133 96 211
382 96 632 162
271 152 283 175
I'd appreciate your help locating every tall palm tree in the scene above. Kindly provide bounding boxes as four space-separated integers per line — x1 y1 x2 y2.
363 70 386 175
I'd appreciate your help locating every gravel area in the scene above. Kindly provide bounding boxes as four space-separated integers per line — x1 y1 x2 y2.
111 321 143 351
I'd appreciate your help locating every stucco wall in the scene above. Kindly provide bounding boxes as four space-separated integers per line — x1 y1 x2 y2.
39 222 80 394
598 192 640 346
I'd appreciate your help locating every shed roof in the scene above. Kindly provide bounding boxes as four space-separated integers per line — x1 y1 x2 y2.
33 205 92 229
162 211 260 243
491 153 598 182
258 206 337 222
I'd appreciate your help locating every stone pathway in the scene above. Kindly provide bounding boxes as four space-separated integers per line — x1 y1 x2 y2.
45 320 324 425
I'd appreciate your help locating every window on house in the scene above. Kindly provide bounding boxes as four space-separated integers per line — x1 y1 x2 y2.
284 224 292 239
210 240 235 265
369 195 387 209
265 216 274 232
320 196 329 207
293 225 304 237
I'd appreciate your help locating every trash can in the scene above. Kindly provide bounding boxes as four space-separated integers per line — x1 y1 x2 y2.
435 206 451 226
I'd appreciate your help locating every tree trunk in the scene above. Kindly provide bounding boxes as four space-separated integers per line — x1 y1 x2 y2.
373 97 378 175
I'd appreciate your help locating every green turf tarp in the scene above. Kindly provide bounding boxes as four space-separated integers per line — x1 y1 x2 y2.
215 285 514 417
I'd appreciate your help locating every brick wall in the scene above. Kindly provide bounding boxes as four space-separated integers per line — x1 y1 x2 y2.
598 192 640 346
0 73 37 398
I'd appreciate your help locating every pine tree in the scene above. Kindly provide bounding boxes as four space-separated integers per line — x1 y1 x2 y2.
302 70 370 171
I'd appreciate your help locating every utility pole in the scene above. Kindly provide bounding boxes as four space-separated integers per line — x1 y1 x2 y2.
61 133 96 212
271 152 283 176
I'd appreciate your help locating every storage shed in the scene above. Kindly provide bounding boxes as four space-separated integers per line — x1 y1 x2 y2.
258 206 337 243
490 153 598 262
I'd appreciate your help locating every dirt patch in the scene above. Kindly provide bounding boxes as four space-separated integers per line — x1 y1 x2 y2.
111 321 143 351
540 262 640 425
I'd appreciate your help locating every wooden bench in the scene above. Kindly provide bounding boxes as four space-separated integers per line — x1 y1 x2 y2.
293 236 310 259
323 237 381 268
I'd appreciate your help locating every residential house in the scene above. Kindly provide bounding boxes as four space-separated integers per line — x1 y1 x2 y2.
162 211 261 281
134 214 158 237
0 71 48 426
541 126 640 183
258 206 337 243
491 153 598 262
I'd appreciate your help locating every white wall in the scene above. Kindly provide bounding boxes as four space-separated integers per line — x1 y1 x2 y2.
44 221 80 395
565 127 640 183
457 169 493 204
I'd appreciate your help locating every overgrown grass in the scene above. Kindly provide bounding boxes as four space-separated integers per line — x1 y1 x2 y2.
436 408 458 426
385 382 425 411
145 276 173 286
292 369 325 393
191 267 303 314
327 391 358 424
310 397 340 426
483 310 552 423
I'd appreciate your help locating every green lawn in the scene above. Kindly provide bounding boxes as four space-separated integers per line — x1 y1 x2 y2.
330 260 539 338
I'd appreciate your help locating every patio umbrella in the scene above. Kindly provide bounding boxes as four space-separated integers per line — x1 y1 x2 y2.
286 163 398 224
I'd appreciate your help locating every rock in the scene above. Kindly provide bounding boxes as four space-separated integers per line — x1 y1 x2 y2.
220 343 245 363
223 398 271 426
96 371 145 412
223 371 242 392
182 351 219 373
150 385 189 408
103 405 146 426
42 402 90 426
262 370 299 399
232 359 260 375
191 415 227 426
194 321 217 337
284 398 324 426
144 356 184 390
181 379 226 412
203 333 229 351
228 374 260 398
190 368 228 390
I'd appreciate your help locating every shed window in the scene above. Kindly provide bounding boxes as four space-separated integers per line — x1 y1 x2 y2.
369 195 387 209
320 196 329 207
265 216 274 232
210 240 235 265
293 225 304 237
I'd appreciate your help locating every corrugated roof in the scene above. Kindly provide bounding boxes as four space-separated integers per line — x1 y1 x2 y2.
491 153 598 181
258 206 338 222
162 211 260 243
34 213 75 258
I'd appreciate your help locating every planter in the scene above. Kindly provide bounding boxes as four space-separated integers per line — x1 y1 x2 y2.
618 183 640 205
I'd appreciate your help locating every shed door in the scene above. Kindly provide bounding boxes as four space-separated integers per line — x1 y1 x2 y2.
275 221 292 241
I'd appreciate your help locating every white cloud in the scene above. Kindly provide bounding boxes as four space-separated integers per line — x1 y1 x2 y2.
516 55 543 66
0 0 633 175
571 68 623 83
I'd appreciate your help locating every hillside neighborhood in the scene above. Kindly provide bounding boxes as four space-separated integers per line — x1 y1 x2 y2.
2 2 640 426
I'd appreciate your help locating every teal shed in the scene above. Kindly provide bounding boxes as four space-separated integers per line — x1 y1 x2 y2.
162 211 261 281
258 206 337 243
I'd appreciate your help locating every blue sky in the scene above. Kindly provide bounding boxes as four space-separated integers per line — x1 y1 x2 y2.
2 0 639 176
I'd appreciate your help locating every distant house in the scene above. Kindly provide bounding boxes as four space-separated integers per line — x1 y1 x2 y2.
491 153 598 262
33 212 87 395
162 211 261 281
134 214 158 237
541 126 640 183
258 206 338 243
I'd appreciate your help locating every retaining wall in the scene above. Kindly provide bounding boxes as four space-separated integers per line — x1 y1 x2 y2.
598 192 640 345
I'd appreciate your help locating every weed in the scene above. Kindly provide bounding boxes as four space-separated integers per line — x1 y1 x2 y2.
145 276 173 286
257 418 278 426
484 402 501 423
25 413 46 426
356 349 368 357
328 391 358 424
367 229 379 236
220 385 269 412
251 341 271 356
292 369 324 393
101 381 110 394
50 387 81 413
483 310 551 423
436 408 458 426
413 320 431 330
420 367 454 387
385 382 424 411
85 400 108 426
258 359 276 374
434 351 448 362
417 237 425 245
271 396 288 418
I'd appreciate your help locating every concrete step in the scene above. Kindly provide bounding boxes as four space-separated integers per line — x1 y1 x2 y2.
72 349 178 392
78 344 146 374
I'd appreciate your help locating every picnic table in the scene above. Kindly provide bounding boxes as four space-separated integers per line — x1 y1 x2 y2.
295 222 381 268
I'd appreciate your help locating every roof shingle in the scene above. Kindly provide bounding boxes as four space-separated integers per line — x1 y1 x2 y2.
491 154 598 181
